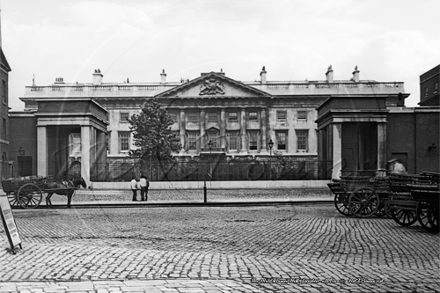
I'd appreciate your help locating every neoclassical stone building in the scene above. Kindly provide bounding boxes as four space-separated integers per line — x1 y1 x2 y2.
11 66 407 182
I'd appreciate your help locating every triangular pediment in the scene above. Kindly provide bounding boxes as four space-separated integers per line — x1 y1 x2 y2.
156 72 271 99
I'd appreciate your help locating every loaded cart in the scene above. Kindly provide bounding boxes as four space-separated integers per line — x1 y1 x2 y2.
328 170 390 218
1 176 52 209
387 172 439 232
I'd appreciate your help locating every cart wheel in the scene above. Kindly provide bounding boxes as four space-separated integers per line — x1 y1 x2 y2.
375 198 391 218
16 183 43 209
348 188 379 218
7 192 20 207
334 193 353 216
418 202 439 233
391 208 417 226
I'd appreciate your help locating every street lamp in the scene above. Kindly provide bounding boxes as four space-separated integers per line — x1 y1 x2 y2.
268 139 274 180
204 139 214 204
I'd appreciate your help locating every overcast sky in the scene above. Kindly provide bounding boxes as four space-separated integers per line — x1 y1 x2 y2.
2 0 439 111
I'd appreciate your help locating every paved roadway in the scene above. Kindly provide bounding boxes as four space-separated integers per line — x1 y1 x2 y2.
0 197 439 292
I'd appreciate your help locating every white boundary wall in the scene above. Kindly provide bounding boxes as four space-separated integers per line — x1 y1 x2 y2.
90 180 331 190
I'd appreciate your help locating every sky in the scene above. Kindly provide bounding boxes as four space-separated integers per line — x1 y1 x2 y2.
1 0 439 111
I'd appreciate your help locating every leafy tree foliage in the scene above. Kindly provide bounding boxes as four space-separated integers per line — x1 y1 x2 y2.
129 98 181 164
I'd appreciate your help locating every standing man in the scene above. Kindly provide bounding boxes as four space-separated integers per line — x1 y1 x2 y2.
139 174 150 201
131 177 139 201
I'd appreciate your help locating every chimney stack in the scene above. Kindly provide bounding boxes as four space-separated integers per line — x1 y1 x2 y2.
260 66 267 84
160 69 167 84
352 66 360 82
93 69 103 85
325 65 333 83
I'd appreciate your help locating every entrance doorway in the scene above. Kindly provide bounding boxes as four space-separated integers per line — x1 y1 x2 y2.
342 123 377 172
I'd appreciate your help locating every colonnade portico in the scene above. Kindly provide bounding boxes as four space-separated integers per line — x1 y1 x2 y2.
35 99 108 185
172 106 270 155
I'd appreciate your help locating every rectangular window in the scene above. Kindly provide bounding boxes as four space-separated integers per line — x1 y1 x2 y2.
248 111 258 121
276 131 287 150
118 132 130 152
169 113 178 123
296 130 309 151
277 110 287 121
228 132 239 150
107 131 111 154
2 118 6 139
297 111 307 120
248 131 259 150
187 132 198 150
424 87 429 98
208 112 218 122
2 80 6 104
188 113 199 122
228 112 238 122
120 112 129 122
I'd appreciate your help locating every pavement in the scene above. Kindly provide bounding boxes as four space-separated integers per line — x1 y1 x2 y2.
1 188 439 292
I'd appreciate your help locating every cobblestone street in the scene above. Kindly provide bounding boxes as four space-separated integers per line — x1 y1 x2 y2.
1 203 439 292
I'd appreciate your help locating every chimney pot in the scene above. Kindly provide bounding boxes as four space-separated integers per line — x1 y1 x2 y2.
260 66 267 84
93 69 103 85
325 65 334 83
352 66 360 82
160 69 167 83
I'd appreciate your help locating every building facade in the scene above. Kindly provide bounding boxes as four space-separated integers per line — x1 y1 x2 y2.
12 66 407 182
0 46 11 179
419 65 439 106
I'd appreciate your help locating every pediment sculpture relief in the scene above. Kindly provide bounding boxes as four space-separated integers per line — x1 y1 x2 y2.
199 78 225 96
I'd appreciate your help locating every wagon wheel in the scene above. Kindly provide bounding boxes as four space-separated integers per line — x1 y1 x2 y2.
334 193 353 216
417 202 439 233
375 198 391 218
16 183 43 209
348 188 379 218
7 192 20 207
391 208 417 226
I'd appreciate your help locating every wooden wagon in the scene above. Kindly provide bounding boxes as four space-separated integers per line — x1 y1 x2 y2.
328 170 390 218
1 175 77 209
388 172 439 232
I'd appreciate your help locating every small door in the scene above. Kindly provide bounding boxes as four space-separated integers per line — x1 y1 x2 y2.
342 143 358 170
18 156 33 176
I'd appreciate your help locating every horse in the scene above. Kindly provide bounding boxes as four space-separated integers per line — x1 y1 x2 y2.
45 177 87 208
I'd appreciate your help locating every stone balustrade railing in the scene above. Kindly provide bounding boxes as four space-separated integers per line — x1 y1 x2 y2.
24 81 405 98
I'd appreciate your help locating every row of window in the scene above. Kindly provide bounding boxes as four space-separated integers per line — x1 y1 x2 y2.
424 82 439 98
118 110 309 124
115 130 309 153
168 110 308 123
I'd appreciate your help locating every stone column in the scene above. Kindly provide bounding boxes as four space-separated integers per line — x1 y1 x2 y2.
332 123 342 179
377 123 387 171
81 126 91 186
260 108 268 153
37 126 48 177
96 130 107 181
200 109 206 150
240 108 247 153
179 109 185 153
220 108 226 150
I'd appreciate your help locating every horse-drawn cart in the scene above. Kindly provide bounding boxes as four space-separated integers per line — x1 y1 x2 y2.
1 175 85 209
329 170 390 218
328 170 439 233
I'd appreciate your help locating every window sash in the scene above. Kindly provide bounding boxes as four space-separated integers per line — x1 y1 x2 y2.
296 130 308 150
228 112 238 121
248 132 259 150
187 132 198 150
208 112 218 122
188 113 199 122
277 110 287 121
119 132 130 151
228 132 239 150
248 112 258 120
120 112 129 122
297 111 307 120
277 132 287 150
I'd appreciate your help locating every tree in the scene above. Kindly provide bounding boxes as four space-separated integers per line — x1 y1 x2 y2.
129 98 181 174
